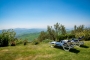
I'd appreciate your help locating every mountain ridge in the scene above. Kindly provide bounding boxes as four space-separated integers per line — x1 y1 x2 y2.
0 28 46 35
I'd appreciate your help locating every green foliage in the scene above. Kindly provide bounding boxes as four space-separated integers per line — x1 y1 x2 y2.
31 39 39 45
0 29 16 47
15 39 23 45
47 23 66 41
38 31 49 42
71 25 90 41
57 34 75 41
37 23 90 42
42 39 52 43
83 28 90 40
65 34 75 39
58 35 66 41
23 39 28 45
47 26 56 40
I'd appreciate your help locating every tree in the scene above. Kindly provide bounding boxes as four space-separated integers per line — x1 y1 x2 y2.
38 31 48 42
47 23 66 41
0 29 16 47
71 25 90 40
54 23 61 40
47 26 56 40
61 25 66 35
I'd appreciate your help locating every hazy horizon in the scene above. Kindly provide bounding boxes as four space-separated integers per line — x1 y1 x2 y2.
0 0 90 30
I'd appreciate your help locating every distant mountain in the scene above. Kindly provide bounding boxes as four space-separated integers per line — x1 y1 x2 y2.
14 28 46 35
0 30 2 33
0 28 46 36
0 28 72 36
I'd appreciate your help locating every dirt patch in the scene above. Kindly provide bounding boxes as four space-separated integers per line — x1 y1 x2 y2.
15 56 35 60
15 57 23 60
31 54 53 60
24 56 34 60
1 49 9 52
38 54 52 58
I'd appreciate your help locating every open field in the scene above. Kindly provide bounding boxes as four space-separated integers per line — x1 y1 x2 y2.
0 41 90 60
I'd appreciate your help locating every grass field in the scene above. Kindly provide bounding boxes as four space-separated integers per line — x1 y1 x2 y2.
0 41 90 60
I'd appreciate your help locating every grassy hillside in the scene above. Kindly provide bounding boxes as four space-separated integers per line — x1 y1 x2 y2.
0 41 90 60
17 33 40 42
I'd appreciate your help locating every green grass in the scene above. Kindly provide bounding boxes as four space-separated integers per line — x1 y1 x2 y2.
0 41 90 60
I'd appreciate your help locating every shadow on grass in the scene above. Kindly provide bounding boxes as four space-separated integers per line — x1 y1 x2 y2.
54 46 80 54
69 48 80 54
80 45 89 48
54 46 64 50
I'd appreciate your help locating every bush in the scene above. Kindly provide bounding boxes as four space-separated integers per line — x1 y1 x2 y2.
0 29 16 47
66 34 75 39
58 35 66 41
0 37 9 47
31 39 39 45
42 39 52 43
11 40 16 46
23 39 28 45
57 34 75 41
84 35 90 41
15 39 23 45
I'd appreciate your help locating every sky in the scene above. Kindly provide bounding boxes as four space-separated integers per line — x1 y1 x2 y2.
0 0 90 30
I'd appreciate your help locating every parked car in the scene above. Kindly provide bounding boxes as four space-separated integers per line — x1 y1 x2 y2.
50 36 84 51
71 36 84 46
50 40 74 51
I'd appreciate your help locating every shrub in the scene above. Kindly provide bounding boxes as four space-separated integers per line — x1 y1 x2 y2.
23 39 28 45
15 39 23 45
0 29 16 47
42 39 52 43
31 39 39 45
11 40 16 46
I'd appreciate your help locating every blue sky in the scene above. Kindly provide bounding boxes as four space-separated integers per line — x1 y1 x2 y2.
0 0 90 30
